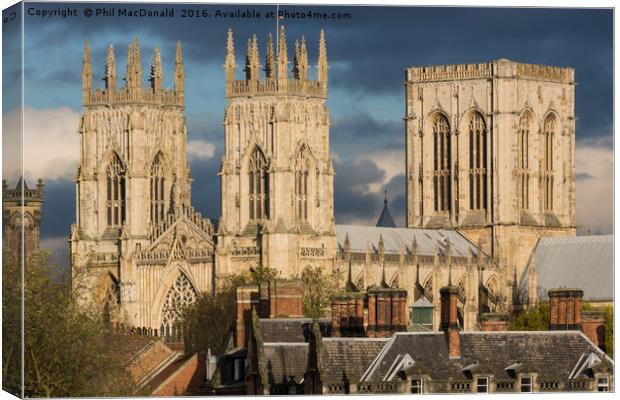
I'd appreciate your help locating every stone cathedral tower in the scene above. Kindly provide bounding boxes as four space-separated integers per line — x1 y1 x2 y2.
216 26 337 279
405 60 576 282
71 38 214 338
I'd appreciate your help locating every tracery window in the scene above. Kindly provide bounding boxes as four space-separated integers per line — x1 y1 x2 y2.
432 114 451 212
517 113 531 210
102 277 120 326
150 153 166 225
248 147 270 221
542 115 555 212
423 277 433 301
468 112 487 210
160 272 197 340
106 154 126 227
295 146 310 220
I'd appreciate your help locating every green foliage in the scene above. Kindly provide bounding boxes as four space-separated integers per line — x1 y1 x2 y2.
301 265 343 320
2 251 137 397
180 266 279 355
509 302 550 331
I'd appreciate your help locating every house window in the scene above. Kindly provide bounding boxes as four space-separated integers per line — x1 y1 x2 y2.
597 377 609 392
476 377 489 393
520 377 532 392
233 358 243 381
411 379 423 394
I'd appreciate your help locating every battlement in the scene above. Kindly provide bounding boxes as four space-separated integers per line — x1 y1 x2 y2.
82 36 185 107
406 59 574 84
225 26 328 99
2 178 45 205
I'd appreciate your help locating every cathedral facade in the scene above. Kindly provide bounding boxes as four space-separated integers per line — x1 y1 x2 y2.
71 29 576 335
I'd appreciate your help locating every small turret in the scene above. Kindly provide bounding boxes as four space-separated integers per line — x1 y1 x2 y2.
245 34 260 81
225 28 236 82
150 47 163 94
264 33 275 79
82 39 92 103
174 41 184 103
317 30 328 85
299 35 308 80
277 25 289 80
125 36 142 92
105 45 117 92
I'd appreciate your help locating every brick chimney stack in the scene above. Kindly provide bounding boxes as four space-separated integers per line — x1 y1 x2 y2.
548 288 583 330
440 286 460 358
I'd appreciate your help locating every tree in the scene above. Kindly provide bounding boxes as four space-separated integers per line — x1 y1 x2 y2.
300 265 343 319
2 250 137 397
181 266 280 355
509 302 550 331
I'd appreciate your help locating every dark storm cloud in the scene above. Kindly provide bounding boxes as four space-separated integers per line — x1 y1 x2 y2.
40 178 75 238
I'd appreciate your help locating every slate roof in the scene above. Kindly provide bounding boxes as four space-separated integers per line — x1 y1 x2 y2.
376 197 397 228
335 224 479 257
519 235 613 302
263 343 308 385
321 338 388 384
361 331 612 383
259 318 331 343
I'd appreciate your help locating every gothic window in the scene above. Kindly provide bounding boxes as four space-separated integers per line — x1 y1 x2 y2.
102 276 120 326
106 154 126 227
542 115 556 212
295 146 311 220
517 113 531 210
150 153 166 225
432 114 451 212
160 272 197 340
468 112 487 210
248 147 270 221
423 277 433 301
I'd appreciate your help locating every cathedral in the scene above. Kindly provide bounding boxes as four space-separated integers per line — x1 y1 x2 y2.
70 28 576 337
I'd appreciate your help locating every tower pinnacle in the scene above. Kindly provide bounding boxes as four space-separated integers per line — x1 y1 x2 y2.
105 45 116 91
265 33 275 79
225 28 236 82
150 47 163 93
174 41 185 102
82 39 92 102
277 25 289 80
317 29 328 84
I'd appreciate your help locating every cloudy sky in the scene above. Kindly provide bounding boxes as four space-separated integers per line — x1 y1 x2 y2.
2 3 613 265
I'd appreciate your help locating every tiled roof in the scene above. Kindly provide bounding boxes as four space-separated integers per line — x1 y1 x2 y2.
259 318 331 343
321 338 388 384
361 331 612 383
263 343 308 384
520 235 613 302
335 224 479 256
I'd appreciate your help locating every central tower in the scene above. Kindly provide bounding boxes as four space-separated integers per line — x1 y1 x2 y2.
217 26 336 279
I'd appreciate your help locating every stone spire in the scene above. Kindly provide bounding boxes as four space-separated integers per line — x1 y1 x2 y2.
293 39 300 79
105 45 116 91
277 25 289 80
174 41 185 100
225 28 236 82
245 34 260 81
264 33 275 79
299 35 308 80
82 39 92 102
125 36 142 91
150 47 163 94
376 190 396 227
317 29 328 84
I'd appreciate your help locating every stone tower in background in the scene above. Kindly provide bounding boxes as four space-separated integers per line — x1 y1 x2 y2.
2 177 45 265
217 26 337 280
71 38 214 337
404 59 576 292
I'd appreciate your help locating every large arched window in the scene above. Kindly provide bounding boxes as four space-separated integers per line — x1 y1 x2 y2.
542 115 556 212
160 272 197 341
150 153 166 225
432 113 451 212
106 154 126 227
295 146 311 220
248 147 270 221
468 112 487 210
517 113 532 210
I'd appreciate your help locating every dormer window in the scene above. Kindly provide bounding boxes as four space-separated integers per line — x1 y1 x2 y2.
410 379 423 394
597 376 609 392
520 377 533 393
476 377 489 393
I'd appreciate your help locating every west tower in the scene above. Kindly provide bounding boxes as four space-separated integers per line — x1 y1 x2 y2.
217 27 336 279
71 38 214 337
405 60 576 282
